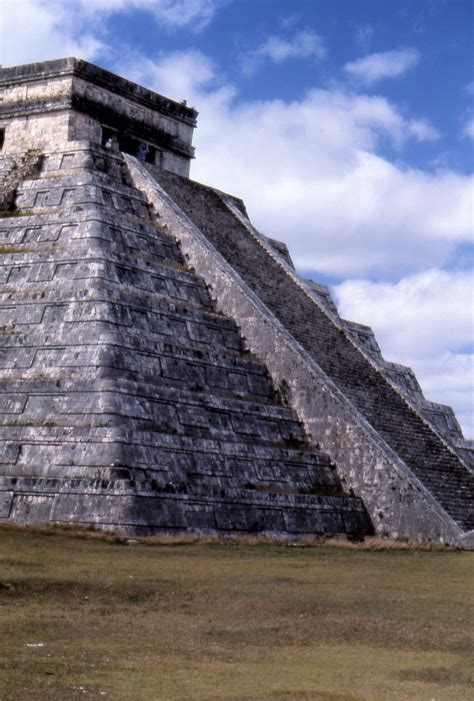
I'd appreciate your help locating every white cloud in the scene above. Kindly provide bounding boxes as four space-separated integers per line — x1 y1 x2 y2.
344 48 420 85
416 352 473 432
409 118 440 142
74 0 220 29
334 270 474 437
242 30 326 76
128 49 472 434
0 0 219 67
137 0 219 31
0 0 105 66
257 30 326 63
0 0 470 436
124 50 471 281
335 270 473 357
122 50 222 103
463 118 474 140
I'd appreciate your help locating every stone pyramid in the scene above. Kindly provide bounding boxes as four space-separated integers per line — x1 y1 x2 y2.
0 58 472 546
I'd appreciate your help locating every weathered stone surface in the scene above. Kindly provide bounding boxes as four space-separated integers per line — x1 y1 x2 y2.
0 57 472 546
0 140 370 538
0 58 196 176
130 159 473 544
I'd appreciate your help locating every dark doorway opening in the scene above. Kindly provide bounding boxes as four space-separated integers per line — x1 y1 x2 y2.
118 133 140 156
101 126 117 148
145 145 157 165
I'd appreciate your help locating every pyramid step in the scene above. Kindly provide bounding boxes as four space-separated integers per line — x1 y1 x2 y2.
0 455 340 496
0 366 275 405
0 383 308 447
0 475 369 537
1 424 341 494
0 297 242 351
151 167 474 538
0 132 370 540
0 258 213 309
0 334 269 388
0 430 334 469
0 208 180 255
0 239 186 271
0 338 249 372
14 175 151 218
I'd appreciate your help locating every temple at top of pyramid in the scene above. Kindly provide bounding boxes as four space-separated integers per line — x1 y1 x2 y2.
0 58 473 547
0 57 196 176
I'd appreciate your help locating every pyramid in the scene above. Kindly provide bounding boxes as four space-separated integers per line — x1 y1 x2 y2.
0 58 472 546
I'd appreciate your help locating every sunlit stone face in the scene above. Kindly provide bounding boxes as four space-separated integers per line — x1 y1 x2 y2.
0 57 197 177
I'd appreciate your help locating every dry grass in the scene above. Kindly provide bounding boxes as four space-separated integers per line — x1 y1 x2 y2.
0 525 472 701
0 522 457 551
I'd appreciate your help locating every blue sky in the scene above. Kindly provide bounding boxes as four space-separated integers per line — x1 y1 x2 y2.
1 0 473 436
106 0 474 172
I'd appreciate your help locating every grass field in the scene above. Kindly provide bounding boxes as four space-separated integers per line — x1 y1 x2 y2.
0 527 473 701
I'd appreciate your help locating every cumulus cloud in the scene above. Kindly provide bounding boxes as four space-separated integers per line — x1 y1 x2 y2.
122 50 222 103
121 50 471 281
127 49 472 433
335 270 473 357
344 48 420 85
241 30 326 76
0 0 219 66
116 43 473 435
0 0 105 66
334 270 474 436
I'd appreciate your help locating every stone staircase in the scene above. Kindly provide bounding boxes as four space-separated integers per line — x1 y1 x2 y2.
0 143 370 537
148 167 474 536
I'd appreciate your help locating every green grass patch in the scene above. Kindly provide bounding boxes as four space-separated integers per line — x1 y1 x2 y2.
0 526 472 700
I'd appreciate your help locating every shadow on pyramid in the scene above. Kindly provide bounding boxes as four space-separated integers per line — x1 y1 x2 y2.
0 59 472 546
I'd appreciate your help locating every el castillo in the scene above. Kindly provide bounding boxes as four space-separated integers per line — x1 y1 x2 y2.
0 57 473 548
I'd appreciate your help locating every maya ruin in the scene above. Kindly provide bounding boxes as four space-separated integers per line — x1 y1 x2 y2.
0 58 472 547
